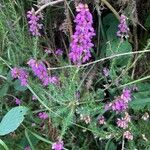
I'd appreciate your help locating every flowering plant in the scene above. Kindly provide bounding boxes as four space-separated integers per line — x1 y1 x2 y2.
0 1 150 150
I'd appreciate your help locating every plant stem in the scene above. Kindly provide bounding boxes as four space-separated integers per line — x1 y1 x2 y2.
120 75 150 88
101 0 120 20
35 0 64 15
47 49 150 70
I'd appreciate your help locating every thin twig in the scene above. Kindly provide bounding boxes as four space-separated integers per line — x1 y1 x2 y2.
0 75 7 80
120 75 150 88
47 49 150 70
121 137 125 150
101 0 120 20
35 0 64 15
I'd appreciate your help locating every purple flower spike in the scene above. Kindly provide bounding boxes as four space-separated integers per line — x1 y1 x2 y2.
69 3 95 64
52 140 64 150
27 8 43 36
11 67 28 86
117 14 129 39
27 59 58 86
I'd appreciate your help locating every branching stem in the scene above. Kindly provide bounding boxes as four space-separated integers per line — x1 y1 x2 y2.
35 0 64 14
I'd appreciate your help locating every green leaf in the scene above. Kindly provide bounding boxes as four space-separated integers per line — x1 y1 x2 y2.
7 71 13 83
105 141 117 150
103 13 118 29
25 129 35 150
130 83 150 110
0 84 9 97
130 98 150 110
13 80 27 91
106 39 132 66
0 106 28 136
103 13 119 41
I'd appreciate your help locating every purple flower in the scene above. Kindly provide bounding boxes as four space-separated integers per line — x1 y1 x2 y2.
123 131 133 140
102 67 109 77
45 49 52 54
117 112 131 129
121 88 131 103
69 3 95 64
117 118 128 129
105 87 132 113
11 67 28 86
15 98 21 105
112 97 128 112
38 112 49 120
52 140 64 150
27 59 58 86
27 8 43 36
98 116 106 125
117 14 129 39
104 102 112 111
49 76 59 84
55 49 63 56
24 146 31 150
32 95 37 101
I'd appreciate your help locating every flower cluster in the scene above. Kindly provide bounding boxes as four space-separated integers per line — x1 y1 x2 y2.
117 112 131 129
27 8 43 36
117 14 129 39
69 3 95 64
52 140 64 150
112 97 128 112
11 67 28 86
80 114 91 124
27 59 58 86
98 116 106 125
105 88 132 113
38 112 49 120
123 131 133 140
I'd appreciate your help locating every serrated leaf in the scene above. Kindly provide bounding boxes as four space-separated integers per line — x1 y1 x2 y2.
0 106 28 136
